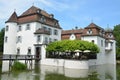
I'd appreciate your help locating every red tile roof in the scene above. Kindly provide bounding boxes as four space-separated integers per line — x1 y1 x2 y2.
6 6 62 29
61 23 115 40
85 22 104 30
6 12 18 23
62 29 83 35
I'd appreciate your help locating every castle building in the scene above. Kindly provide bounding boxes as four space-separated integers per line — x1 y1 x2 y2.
62 23 116 65
4 6 62 61
3 6 116 71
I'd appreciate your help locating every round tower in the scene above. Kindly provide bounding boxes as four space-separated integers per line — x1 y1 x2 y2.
4 12 17 54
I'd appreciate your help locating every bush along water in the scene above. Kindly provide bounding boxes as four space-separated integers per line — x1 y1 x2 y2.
11 61 27 71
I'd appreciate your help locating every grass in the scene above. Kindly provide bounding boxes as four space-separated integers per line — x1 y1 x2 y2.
11 61 27 71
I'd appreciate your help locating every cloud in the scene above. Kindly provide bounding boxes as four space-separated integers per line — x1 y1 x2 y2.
0 0 35 19
37 0 70 12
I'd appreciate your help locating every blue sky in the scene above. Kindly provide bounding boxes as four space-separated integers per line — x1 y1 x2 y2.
0 0 120 30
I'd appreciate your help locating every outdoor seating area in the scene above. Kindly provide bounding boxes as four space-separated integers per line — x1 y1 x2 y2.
46 51 97 60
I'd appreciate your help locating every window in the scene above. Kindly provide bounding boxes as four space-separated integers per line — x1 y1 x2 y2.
87 29 92 34
17 48 20 55
40 16 46 23
5 36 8 42
26 24 30 30
27 47 31 55
17 36 22 43
37 35 41 42
54 29 58 35
48 28 52 35
43 26 47 30
6 25 9 31
18 26 22 32
54 22 58 26
105 42 108 47
109 33 113 38
101 40 103 47
54 39 57 41
44 37 48 44
49 38 52 43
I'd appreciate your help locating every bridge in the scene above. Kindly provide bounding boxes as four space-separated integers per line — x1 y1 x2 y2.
0 54 41 70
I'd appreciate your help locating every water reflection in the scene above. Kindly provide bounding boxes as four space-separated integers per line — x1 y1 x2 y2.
0 64 118 80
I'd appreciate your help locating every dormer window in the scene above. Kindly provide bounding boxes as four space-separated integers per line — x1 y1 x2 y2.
109 33 113 38
87 29 92 34
40 16 46 23
54 22 58 26
37 9 40 13
99 30 102 35
70 34 76 40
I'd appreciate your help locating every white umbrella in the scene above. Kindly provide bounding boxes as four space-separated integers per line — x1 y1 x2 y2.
74 50 82 52
83 50 91 53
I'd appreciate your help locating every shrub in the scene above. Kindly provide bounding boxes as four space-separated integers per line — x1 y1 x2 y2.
12 61 27 71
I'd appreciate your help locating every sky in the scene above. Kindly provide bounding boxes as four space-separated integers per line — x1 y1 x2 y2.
0 0 120 30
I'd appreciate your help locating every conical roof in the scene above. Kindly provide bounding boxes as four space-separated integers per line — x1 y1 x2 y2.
6 11 17 22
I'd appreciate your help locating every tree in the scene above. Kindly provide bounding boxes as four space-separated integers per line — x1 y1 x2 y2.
46 40 99 54
0 28 5 52
113 24 120 59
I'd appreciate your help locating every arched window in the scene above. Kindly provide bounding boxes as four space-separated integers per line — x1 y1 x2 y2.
40 16 46 23
6 25 9 31
5 36 8 43
27 47 31 55
87 29 92 35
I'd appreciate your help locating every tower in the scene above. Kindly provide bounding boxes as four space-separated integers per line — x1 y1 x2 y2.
81 23 106 65
4 12 17 54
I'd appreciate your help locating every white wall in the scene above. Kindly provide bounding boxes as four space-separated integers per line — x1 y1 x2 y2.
81 36 106 65
16 22 36 55
41 59 89 69
4 22 17 54
105 40 116 64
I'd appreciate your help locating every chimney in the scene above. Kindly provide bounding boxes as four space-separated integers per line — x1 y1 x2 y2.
50 14 54 18
75 26 78 29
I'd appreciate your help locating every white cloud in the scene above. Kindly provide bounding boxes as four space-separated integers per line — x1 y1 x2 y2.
0 0 35 20
37 0 70 12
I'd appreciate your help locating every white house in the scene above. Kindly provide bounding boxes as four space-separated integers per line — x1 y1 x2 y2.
62 23 116 65
3 6 116 71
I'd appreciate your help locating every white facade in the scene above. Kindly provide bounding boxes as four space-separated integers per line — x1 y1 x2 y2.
4 22 61 55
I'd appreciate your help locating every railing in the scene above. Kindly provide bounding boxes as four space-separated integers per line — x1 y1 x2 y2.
0 54 41 60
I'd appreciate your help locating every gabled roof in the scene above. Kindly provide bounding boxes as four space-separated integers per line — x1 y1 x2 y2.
6 6 62 29
85 22 104 30
6 11 17 22
20 6 40 17
20 6 51 18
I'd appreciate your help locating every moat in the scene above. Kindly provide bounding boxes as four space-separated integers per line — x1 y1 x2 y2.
0 64 120 80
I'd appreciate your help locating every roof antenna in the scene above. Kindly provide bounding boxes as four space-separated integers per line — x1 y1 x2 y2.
32 2 34 6
14 9 16 12
91 18 93 23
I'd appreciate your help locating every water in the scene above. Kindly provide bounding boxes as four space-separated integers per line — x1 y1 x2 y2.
0 64 120 80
